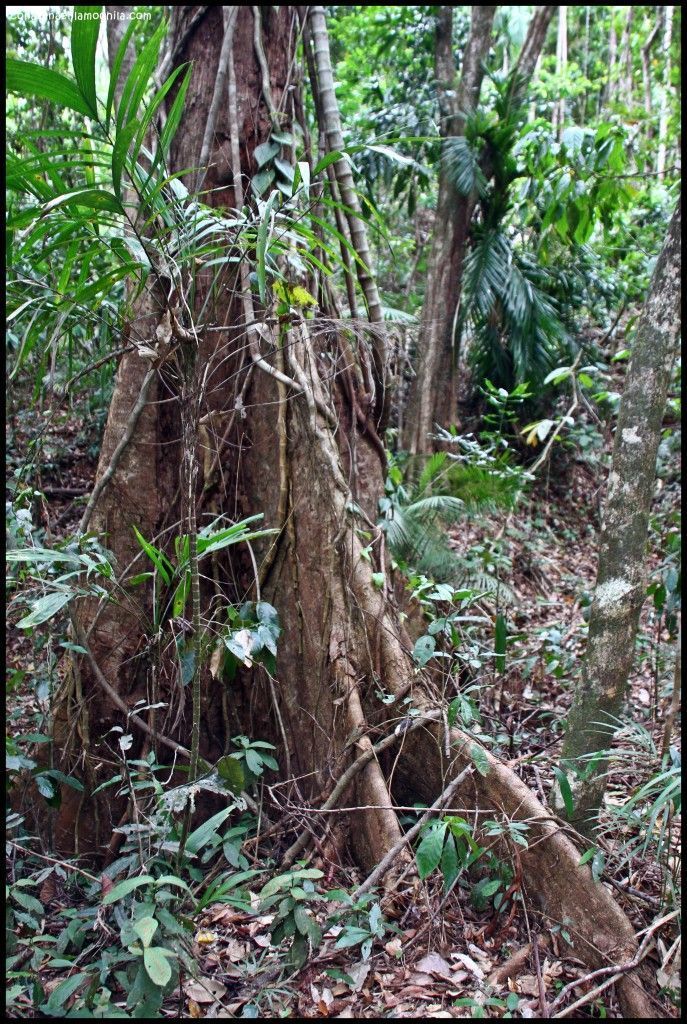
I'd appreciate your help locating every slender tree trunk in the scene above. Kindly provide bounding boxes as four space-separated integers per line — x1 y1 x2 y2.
404 6 496 455
405 6 554 455
641 13 660 122
657 5 674 179
619 6 634 106
306 6 389 425
607 12 618 106
559 202 681 835
552 6 567 137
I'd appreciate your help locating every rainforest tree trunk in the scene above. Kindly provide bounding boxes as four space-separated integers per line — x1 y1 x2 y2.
405 6 554 455
404 6 496 455
559 201 681 835
44 11 659 1013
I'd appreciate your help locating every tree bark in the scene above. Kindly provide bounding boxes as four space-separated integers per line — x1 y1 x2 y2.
405 6 554 455
404 6 496 455
657 6 674 179
42 10 657 1012
306 6 389 425
559 201 681 835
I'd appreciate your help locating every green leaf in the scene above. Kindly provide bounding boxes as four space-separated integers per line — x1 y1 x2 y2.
18 591 72 629
415 821 446 880
256 190 279 303
102 874 154 905
133 916 158 948
553 766 574 819
71 7 102 117
440 834 460 891
216 756 245 793
143 946 172 987
313 150 344 175
105 15 137 128
591 849 605 882
185 807 234 855
153 875 191 892
412 634 436 667
132 526 172 586
260 868 323 900
41 972 91 1012
470 745 490 778
7 59 94 117
254 140 280 168
42 188 124 215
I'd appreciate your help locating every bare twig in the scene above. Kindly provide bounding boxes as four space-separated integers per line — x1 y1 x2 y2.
7 840 100 884
353 764 474 899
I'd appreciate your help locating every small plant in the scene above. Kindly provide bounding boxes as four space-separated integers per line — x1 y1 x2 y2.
325 891 396 961
258 867 325 969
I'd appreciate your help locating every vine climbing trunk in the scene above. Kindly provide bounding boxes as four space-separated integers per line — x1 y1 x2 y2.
305 5 389 426
42 9 658 1013
559 201 681 835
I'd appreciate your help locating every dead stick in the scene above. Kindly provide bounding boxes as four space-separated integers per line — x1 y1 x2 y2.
353 764 473 900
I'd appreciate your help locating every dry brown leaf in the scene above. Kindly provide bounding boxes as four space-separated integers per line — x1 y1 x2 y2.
452 952 485 980
183 979 227 1004
224 938 246 962
384 937 403 957
415 952 452 979
347 962 371 992
188 999 202 1018
195 930 218 945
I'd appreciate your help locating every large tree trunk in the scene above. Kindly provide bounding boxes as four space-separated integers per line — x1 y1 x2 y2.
559 201 681 834
46 9 656 1015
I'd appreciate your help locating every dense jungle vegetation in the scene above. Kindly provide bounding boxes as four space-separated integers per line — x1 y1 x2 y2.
6 5 681 1019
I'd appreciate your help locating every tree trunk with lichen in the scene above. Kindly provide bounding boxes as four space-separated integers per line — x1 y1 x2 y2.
42 9 656 1015
559 201 681 836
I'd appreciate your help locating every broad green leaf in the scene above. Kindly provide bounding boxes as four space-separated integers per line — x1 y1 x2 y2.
158 66 193 158
470 745 490 778
415 821 446 880
17 591 72 629
260 868 323 899
7 59 94 117
153 875 191 891
412 634 435 667
254 140 280 168
440 834 460 891
553 766 574 819
41 972 91 1012
102 874 154 905
216 756 245 793
133 916 158 948
185 807 234 855
591 849 605 882
71 6 102 117
143 945 172 987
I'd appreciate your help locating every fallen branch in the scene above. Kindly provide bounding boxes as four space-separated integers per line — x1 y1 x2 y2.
281 710 443 868
548 909 678 1017
353 764 473 900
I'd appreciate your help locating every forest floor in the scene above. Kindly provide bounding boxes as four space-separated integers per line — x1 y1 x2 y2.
6 376 681 1019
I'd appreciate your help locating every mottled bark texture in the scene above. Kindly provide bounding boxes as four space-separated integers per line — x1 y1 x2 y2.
560 202 681 835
